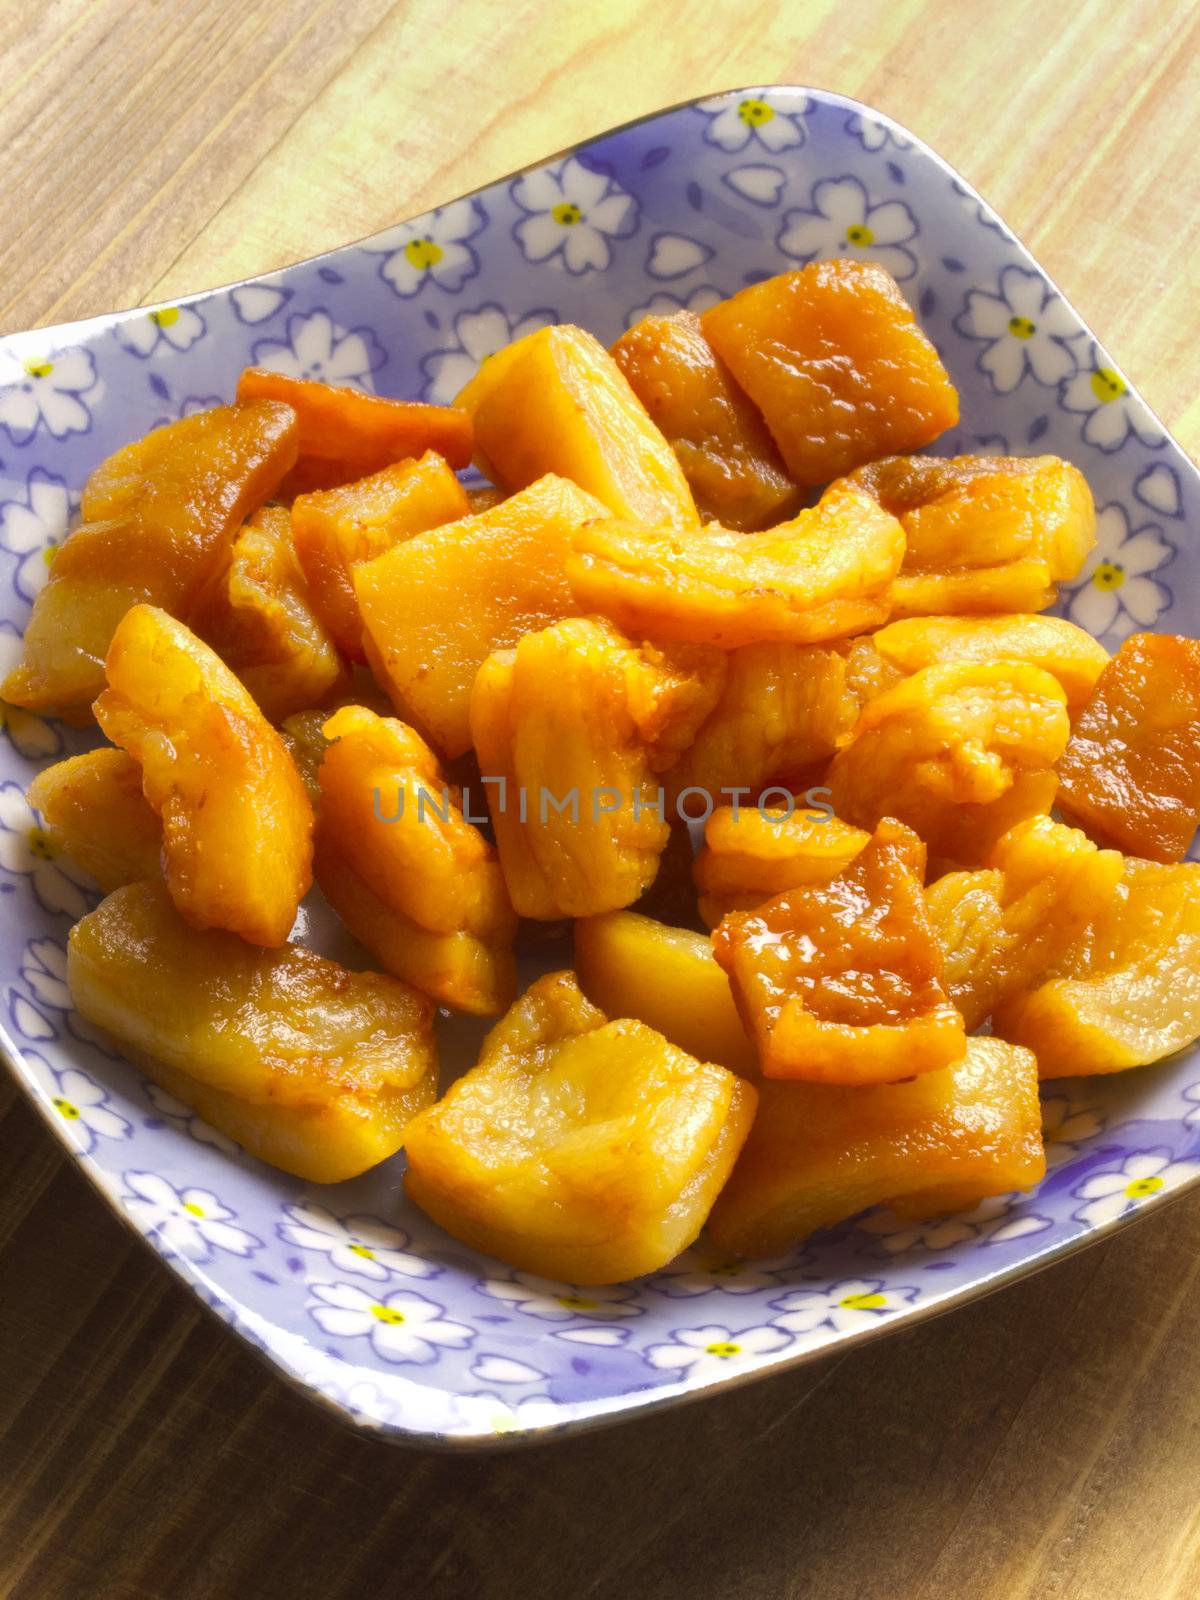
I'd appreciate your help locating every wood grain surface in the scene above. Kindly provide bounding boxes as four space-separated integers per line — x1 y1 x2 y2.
2 2 1199 1596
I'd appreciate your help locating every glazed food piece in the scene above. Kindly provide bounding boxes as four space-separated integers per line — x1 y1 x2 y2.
609 311 797 529
2 401 297 716
927 816 1124 1029
566 480 905 649
694 805 870 927
841 634 906 708
290 452 471 660
994 857 1200 1076
845 454 1095 617
870 613 1109 713
713 819 965 1084
354 474 610 758
314 705 516 1014
27 747 162 892
235 367 471 494
470 617 724 918
707 1038 1044 1257
701 261 958 486
664 642 857 805
455 323 699 527
403 970 756 1283
94 605 314 946
829 661 1069 866
68 882 437 1182
1056 632 1200 861
574 909 757 1077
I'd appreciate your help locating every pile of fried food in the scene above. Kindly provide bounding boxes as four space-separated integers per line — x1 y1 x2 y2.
8 260 1200 1285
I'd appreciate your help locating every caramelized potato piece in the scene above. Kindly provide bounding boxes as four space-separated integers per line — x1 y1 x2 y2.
714 820 965 1084
927 816 1124 1029
236 367 471 493
1056 633 1200 862
403 971 756 1283
841 635 906 708
829 661 1069 866
871 613 1109 713
707 1038 1044 1257
354 474 609 757
291 452 470 660
470 618 723 918
575 910 757 1077
455 323 698 527
994 858 1200 1076
610 311 797 529
69 882 437 1182
567 481 904 649
95 605 314 946
694 805 870 927
2 401 297 716
701 262 958 486
27 747 162 891
314 705 515 1014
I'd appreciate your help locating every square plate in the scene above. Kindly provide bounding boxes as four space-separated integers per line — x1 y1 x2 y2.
2 86 1198 1448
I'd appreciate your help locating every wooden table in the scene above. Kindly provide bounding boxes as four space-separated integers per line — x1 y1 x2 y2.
3 2 1200 1595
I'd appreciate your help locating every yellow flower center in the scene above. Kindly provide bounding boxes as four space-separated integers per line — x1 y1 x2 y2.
348 1243 376 1260
370 1304 406 1324
150 307 180 327
839 1292 887 1311
26 825 57 861
1092 560 1125 591
552 202 583 226
1125 1175 1164 1199
709 1262 745 1277
1007 316 1036 339
704 1340 742 1358
52 1097 80 1120
403 237 445 270
738 98 774 126
43 544 58 568
845 224 875 246
182 1201 206 1218
23 359 53 378
555 1292 598 1310
1090 366 1126 403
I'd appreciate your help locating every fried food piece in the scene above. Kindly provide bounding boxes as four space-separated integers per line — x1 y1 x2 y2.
707 1038 1043 1257
574 910 757 1077
354 474 609 758
871 613 1109 713
455 323 698 527
927 816 1124 1029
94 605 314 946
829 661 1069 865
840 635 906 709
2 401 298 716
290 452 470 660
610 311 797 530
694 805 870 926
567 481 905 649
713 819 965 1084
470 618 724 918
314 705 515 1014
1056 633 1200 862
994 857 1200 1076
68 882 437 1182
701 262 958 486
235 367 471 494
403 970 756 1283
27 747 162 891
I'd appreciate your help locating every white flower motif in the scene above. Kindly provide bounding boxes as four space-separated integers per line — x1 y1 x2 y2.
470 1354 547 1384
552 1325 630 1348
1183 1082 1200 1129
308 1374 397 1425
844 111 912 152
644 1322 790 1382
624 285 723 326
859 1195 1052 1254
143 1082 239 1156
0 467 76 603
696 92 810 154
122 1170 261 1261
278 1201 437 1282
459 1391 559 1436
369 199 486 298
0 346 98 443
29 1054 130 1152
419 303 556 404
512 157 637 275
1062 502 1173 640
1073 1150 1200 1228
1042 1093 1105 1167
116 304 206 358
954 266 1082 393
0 700 60 761
19 936 71 1011
773 1276 917 1336
251 310 383 389
1 780 92 917
778 176 918 281
1060 352 1165 452
477 1270 641 1321
307 1283 472 1364
152 394 223 430
652 1247 794 1297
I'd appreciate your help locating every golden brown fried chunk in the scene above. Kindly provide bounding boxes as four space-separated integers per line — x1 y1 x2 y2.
27 747 162 891
694 805 871 927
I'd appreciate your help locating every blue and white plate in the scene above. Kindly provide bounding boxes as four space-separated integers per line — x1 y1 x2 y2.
2 86 1198 1447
